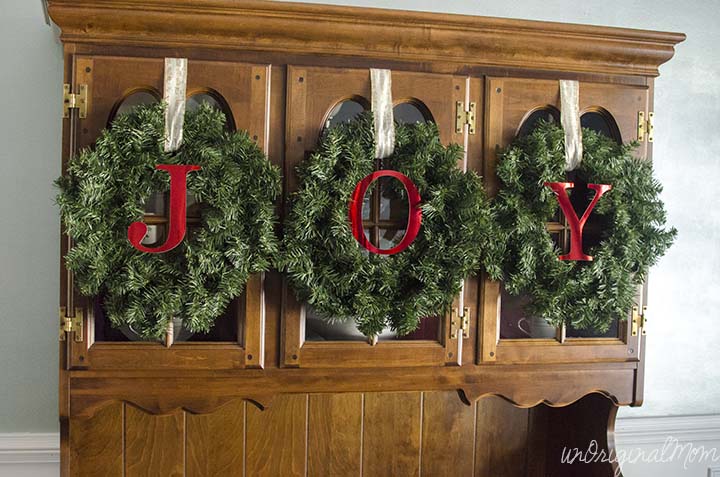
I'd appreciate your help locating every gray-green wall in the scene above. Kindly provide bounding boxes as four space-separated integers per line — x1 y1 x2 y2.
0 0 717 432
0 0 63 432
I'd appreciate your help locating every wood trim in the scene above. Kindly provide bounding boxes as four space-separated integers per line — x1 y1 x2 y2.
68 364 637 418
298 341 447 368
86 343 246 370
479 278 500 363
47 0 684 78
615 414 720 445
280 284 303 368
243 273 266 369
494 340 637 364
0 434 60 464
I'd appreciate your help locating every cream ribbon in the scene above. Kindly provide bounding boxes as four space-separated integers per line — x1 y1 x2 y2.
370 68 395 159
560 79 582 171
163 58 188 153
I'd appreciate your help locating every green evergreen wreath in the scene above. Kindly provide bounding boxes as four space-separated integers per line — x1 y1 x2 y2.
281 113 501 337
56 103 281 340
494 121 676 332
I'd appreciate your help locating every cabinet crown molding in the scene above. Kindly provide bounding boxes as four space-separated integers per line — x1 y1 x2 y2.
47 0 685 77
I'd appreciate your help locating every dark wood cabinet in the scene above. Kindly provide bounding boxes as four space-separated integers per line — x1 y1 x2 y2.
50 1 684 475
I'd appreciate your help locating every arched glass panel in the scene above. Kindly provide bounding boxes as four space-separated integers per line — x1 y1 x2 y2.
393 101 434 125
322 99 366 133
187 91 235 130
581 110 622 143
186 92 222 112
517 107 560 137
110 90 159 123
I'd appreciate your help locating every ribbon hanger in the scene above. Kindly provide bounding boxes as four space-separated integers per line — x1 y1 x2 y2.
164 58 188 153
559 79 582 171
370 68 395 159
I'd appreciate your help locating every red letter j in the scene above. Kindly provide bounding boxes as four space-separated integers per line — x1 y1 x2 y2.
128 164 201 253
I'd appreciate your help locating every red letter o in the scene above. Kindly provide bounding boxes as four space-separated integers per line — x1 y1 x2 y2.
348 170 422 255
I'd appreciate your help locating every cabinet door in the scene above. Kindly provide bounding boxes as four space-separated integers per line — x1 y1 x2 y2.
282 65 478 367
478 77 647 364
63 56 270 370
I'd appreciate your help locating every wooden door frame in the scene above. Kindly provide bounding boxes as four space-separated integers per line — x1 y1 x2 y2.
280 65 477 368
477 76 647 365
62 55 272 371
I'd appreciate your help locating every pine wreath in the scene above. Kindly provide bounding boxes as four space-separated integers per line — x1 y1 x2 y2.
281 113 500 338
56 103 281 340
494 121 676 332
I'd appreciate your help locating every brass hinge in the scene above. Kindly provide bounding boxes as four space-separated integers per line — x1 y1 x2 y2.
455 101 476 135
631 305 647 337
637 111 654 143
63 84 88 119
59 307 84 342
450 307 470 339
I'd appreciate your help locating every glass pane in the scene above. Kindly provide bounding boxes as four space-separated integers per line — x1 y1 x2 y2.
324 99 365 131
567 318 620 338
379 176 410 222
93 293 242 342
581 111 621 143
393 102 433 124
304 305 438 341
187 191 201 218
499 284 558 339
517 107 560 137
305 305 395 341
186 92 222 112
187 92 234 129
144 191 165 215
142 192 166 246
140 224 163 246
396 316 440 341
362 187 372 220
363 227 372 244
112 91 159 121
378 228 406 249
187 296 241 342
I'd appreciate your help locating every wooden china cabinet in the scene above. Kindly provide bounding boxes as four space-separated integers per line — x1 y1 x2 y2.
49 1 684 476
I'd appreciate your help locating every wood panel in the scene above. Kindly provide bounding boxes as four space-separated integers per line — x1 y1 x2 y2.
62 392 628 476
307 393 363 477
363 392 422 476
581 82 648 141
69 401 123 477
125 405 185 477
75 56 269 150
75 56 163 150
475 396 529 477
186 400 245 477
421 391 475 477
245 394 307 477
526 406 551 477
186 61 269 146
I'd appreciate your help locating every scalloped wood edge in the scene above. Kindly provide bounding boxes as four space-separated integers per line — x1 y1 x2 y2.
70 387 628 420
72 395 276 420
458 388 621 408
